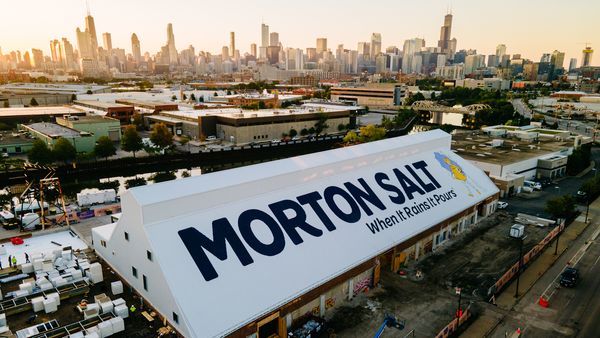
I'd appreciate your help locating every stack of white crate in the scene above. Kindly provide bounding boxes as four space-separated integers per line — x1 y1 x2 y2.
85 316 125 338
87 263 103 284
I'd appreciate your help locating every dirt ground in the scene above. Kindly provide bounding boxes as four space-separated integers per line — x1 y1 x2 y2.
315 210 553 337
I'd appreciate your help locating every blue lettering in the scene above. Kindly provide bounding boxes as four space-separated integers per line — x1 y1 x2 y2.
374 172 406 204
269 199 323 245
238 209 286 257
323 186 361 223
297 191 337 231
344 178 386 216
393 168 425 200
178 218 254 282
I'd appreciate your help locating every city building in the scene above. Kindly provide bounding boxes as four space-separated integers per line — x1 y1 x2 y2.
19 122 96 153
330 84 406 106
91 130 499 338
211 92 303 108
131 33 141 63
73 100 135 124
437 12 455 55
452 127 582 196
56 115 121 142
0 131 35 155
582 46 594 67
146 105 351 143
0 106 86 124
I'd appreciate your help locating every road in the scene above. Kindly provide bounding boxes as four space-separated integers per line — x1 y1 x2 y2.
500 147 600 219
512 98 598 139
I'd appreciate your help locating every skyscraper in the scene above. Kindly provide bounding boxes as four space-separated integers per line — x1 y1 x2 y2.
250 43 257 58
84 13 99 60
229 32 235 58
495 44 507 58
31 49 44 69
437 12 453 54
61 38 75 71
582 46 593 67
102 33 112 52
568 58 577 72
166 23 178 65
49 40 62 64
260 23 269 59
131 33 141 63
550 50 565 69
316 38 327 55
270 32 279 47
370 33 382 58
76 27 94 59
402 38 425 74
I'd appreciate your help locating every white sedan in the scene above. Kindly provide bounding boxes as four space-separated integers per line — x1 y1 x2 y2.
497 201 509 209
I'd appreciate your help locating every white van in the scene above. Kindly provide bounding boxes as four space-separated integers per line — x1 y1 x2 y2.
524 180 542 191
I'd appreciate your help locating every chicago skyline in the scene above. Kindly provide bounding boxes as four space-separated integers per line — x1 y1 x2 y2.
0 0 597 66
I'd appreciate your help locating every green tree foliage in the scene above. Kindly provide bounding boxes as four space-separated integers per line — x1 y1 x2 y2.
150 123 173 149
337 124 347 132
567 146 591 176
300 128 309 136
28 139 54 164
405 92 426 106
257 101 267 109
171 95 177 101
190 93 196 102
198 96 204 102
344 124 386 144
52 137 77 163
545 195 577 220
94 136 116 160
30 98 39 106
314 113 329 136
71 94 77 101
132 112 144 130
289 129 298 137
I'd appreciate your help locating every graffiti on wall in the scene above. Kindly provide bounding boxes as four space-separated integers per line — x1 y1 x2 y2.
325 297 336 309
353 276 372 296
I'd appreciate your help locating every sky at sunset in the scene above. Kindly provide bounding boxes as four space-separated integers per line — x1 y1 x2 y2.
1 0 598 66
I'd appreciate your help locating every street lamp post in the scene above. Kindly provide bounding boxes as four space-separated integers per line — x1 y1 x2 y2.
510 225 526 298
455 287 462 319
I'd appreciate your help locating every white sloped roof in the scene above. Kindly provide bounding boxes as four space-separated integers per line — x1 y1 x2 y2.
124 129 498 337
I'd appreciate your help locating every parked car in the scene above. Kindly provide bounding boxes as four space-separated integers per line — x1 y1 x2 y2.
576 190 588 202
560 267 580 287
497 201 509 209
524 180 542 191
270 139 281 143
206 135 217 141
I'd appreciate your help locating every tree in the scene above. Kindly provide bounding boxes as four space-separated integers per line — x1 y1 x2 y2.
179 135 191 152
289 129 298 137
300 128 309 136
71 94 77 101
567 147 591 176
381 115 395 130
314 113 329 136
226 90 232 95
30 98 39 106
337 124 347 132
405 92 425 106
545 195 576 220
171 95 177 101
52 137 76 163
94 136 116 161
343 130 360 144
132 112 144 130
182 94 187 100
190 93 196 102
358 124 386 142
199 96 204 102
213 92 218 96
150 123 173 149
258 101 267 109
86 90 93 95
121 125 143 157
28 139 54 164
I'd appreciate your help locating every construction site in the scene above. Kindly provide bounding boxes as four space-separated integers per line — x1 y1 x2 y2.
0 165 176 338
315 209 555 337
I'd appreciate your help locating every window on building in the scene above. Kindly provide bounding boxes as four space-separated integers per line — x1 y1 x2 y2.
173 312 179 324
132 266 137 278
100 240 107 247
124 232 129 241
147 250 152 261
143 275 148 291
15 146 21 153
471 215 475 224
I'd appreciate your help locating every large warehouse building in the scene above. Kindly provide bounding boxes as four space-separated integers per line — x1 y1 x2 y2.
92 130 499 337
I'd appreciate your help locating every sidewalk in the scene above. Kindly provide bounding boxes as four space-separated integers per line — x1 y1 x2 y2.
461 212 595 337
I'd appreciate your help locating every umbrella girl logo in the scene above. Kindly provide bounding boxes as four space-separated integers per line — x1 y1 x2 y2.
434 152 482 197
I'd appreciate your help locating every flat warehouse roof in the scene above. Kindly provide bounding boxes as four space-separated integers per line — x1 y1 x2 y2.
105 129 498 337
74 100 133 109
25 122 82 138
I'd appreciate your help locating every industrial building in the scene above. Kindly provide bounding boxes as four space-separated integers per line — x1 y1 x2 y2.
56 115 122 142
73 100 135 124
210 92 304 108
0 106 86 124
452 128 580 197
147 106 352 143
91 130 499 338
330 84 407 106
19 122 96 153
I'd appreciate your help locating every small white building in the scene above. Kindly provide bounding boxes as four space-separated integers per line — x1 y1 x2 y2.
92 130 498 337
